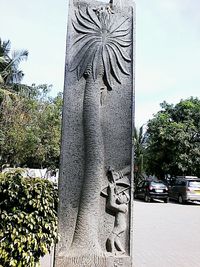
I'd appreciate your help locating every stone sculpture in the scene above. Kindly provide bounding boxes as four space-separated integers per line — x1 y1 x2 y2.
106 183 130 254
105 167 130 255
55 0 135 266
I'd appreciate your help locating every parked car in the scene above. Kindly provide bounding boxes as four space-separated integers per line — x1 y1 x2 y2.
134 180 169 203
169 176 200 204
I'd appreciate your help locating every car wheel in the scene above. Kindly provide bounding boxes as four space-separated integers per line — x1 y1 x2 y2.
134 193 138 199
178 195 184 204
144 194 150 202
164 198 169 203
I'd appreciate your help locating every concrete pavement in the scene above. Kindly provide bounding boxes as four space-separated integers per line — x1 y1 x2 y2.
133 200 200 267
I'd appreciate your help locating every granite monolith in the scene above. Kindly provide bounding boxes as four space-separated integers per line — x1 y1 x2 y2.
55 0 135 266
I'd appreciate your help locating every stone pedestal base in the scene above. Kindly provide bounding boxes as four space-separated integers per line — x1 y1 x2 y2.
55 255 131 267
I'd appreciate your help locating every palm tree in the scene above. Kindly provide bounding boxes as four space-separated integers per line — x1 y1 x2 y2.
0 39 10 84
133 126 147 186
0 38 28 87
68 5 132 256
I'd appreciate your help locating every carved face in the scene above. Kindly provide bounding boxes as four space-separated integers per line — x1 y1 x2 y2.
112 171 120 181
117 192 130 204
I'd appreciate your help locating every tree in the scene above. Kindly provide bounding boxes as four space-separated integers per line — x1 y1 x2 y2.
145 97 200 178
0 39 11 84
27 89 62 169
133 125 147 186
0 169 58 267
0 84 62 169
68 6 131 255
0 38 28 87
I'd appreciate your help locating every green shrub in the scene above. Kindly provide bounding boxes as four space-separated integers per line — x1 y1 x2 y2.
0 169 58 267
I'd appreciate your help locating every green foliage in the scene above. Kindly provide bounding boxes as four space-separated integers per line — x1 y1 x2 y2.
0 38 28 86
146 97 200 178
0 85 62 169
133 125 147 185
0 169 58 267
3 49 28 85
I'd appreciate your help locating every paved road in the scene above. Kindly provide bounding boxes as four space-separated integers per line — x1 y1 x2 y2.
133 199 200 267
41 200 200 267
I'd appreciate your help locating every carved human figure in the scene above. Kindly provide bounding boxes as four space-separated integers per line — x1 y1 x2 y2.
106 182 130 254
107 166 131 184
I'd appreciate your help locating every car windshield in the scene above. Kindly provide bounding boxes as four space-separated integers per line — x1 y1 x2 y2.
188 181 200 188
151 181 165 187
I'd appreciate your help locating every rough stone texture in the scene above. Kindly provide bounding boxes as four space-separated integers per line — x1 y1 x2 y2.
55 0 135 266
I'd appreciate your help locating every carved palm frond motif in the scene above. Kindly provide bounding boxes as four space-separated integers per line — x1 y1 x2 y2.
69 6 132 89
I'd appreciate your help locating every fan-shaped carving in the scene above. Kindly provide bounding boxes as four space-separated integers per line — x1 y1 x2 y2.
69 6 132 89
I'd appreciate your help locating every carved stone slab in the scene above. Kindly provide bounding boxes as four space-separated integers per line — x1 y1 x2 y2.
55 0 135 266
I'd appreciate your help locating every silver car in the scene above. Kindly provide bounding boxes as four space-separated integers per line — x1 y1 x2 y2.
169 176 200 204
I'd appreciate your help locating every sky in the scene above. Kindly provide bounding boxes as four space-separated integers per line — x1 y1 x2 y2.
1 0 200 126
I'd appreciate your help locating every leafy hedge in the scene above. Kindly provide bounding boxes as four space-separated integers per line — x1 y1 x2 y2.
0 169 58 267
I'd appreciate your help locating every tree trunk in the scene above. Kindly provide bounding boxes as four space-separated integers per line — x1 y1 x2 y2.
70 73 104 255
